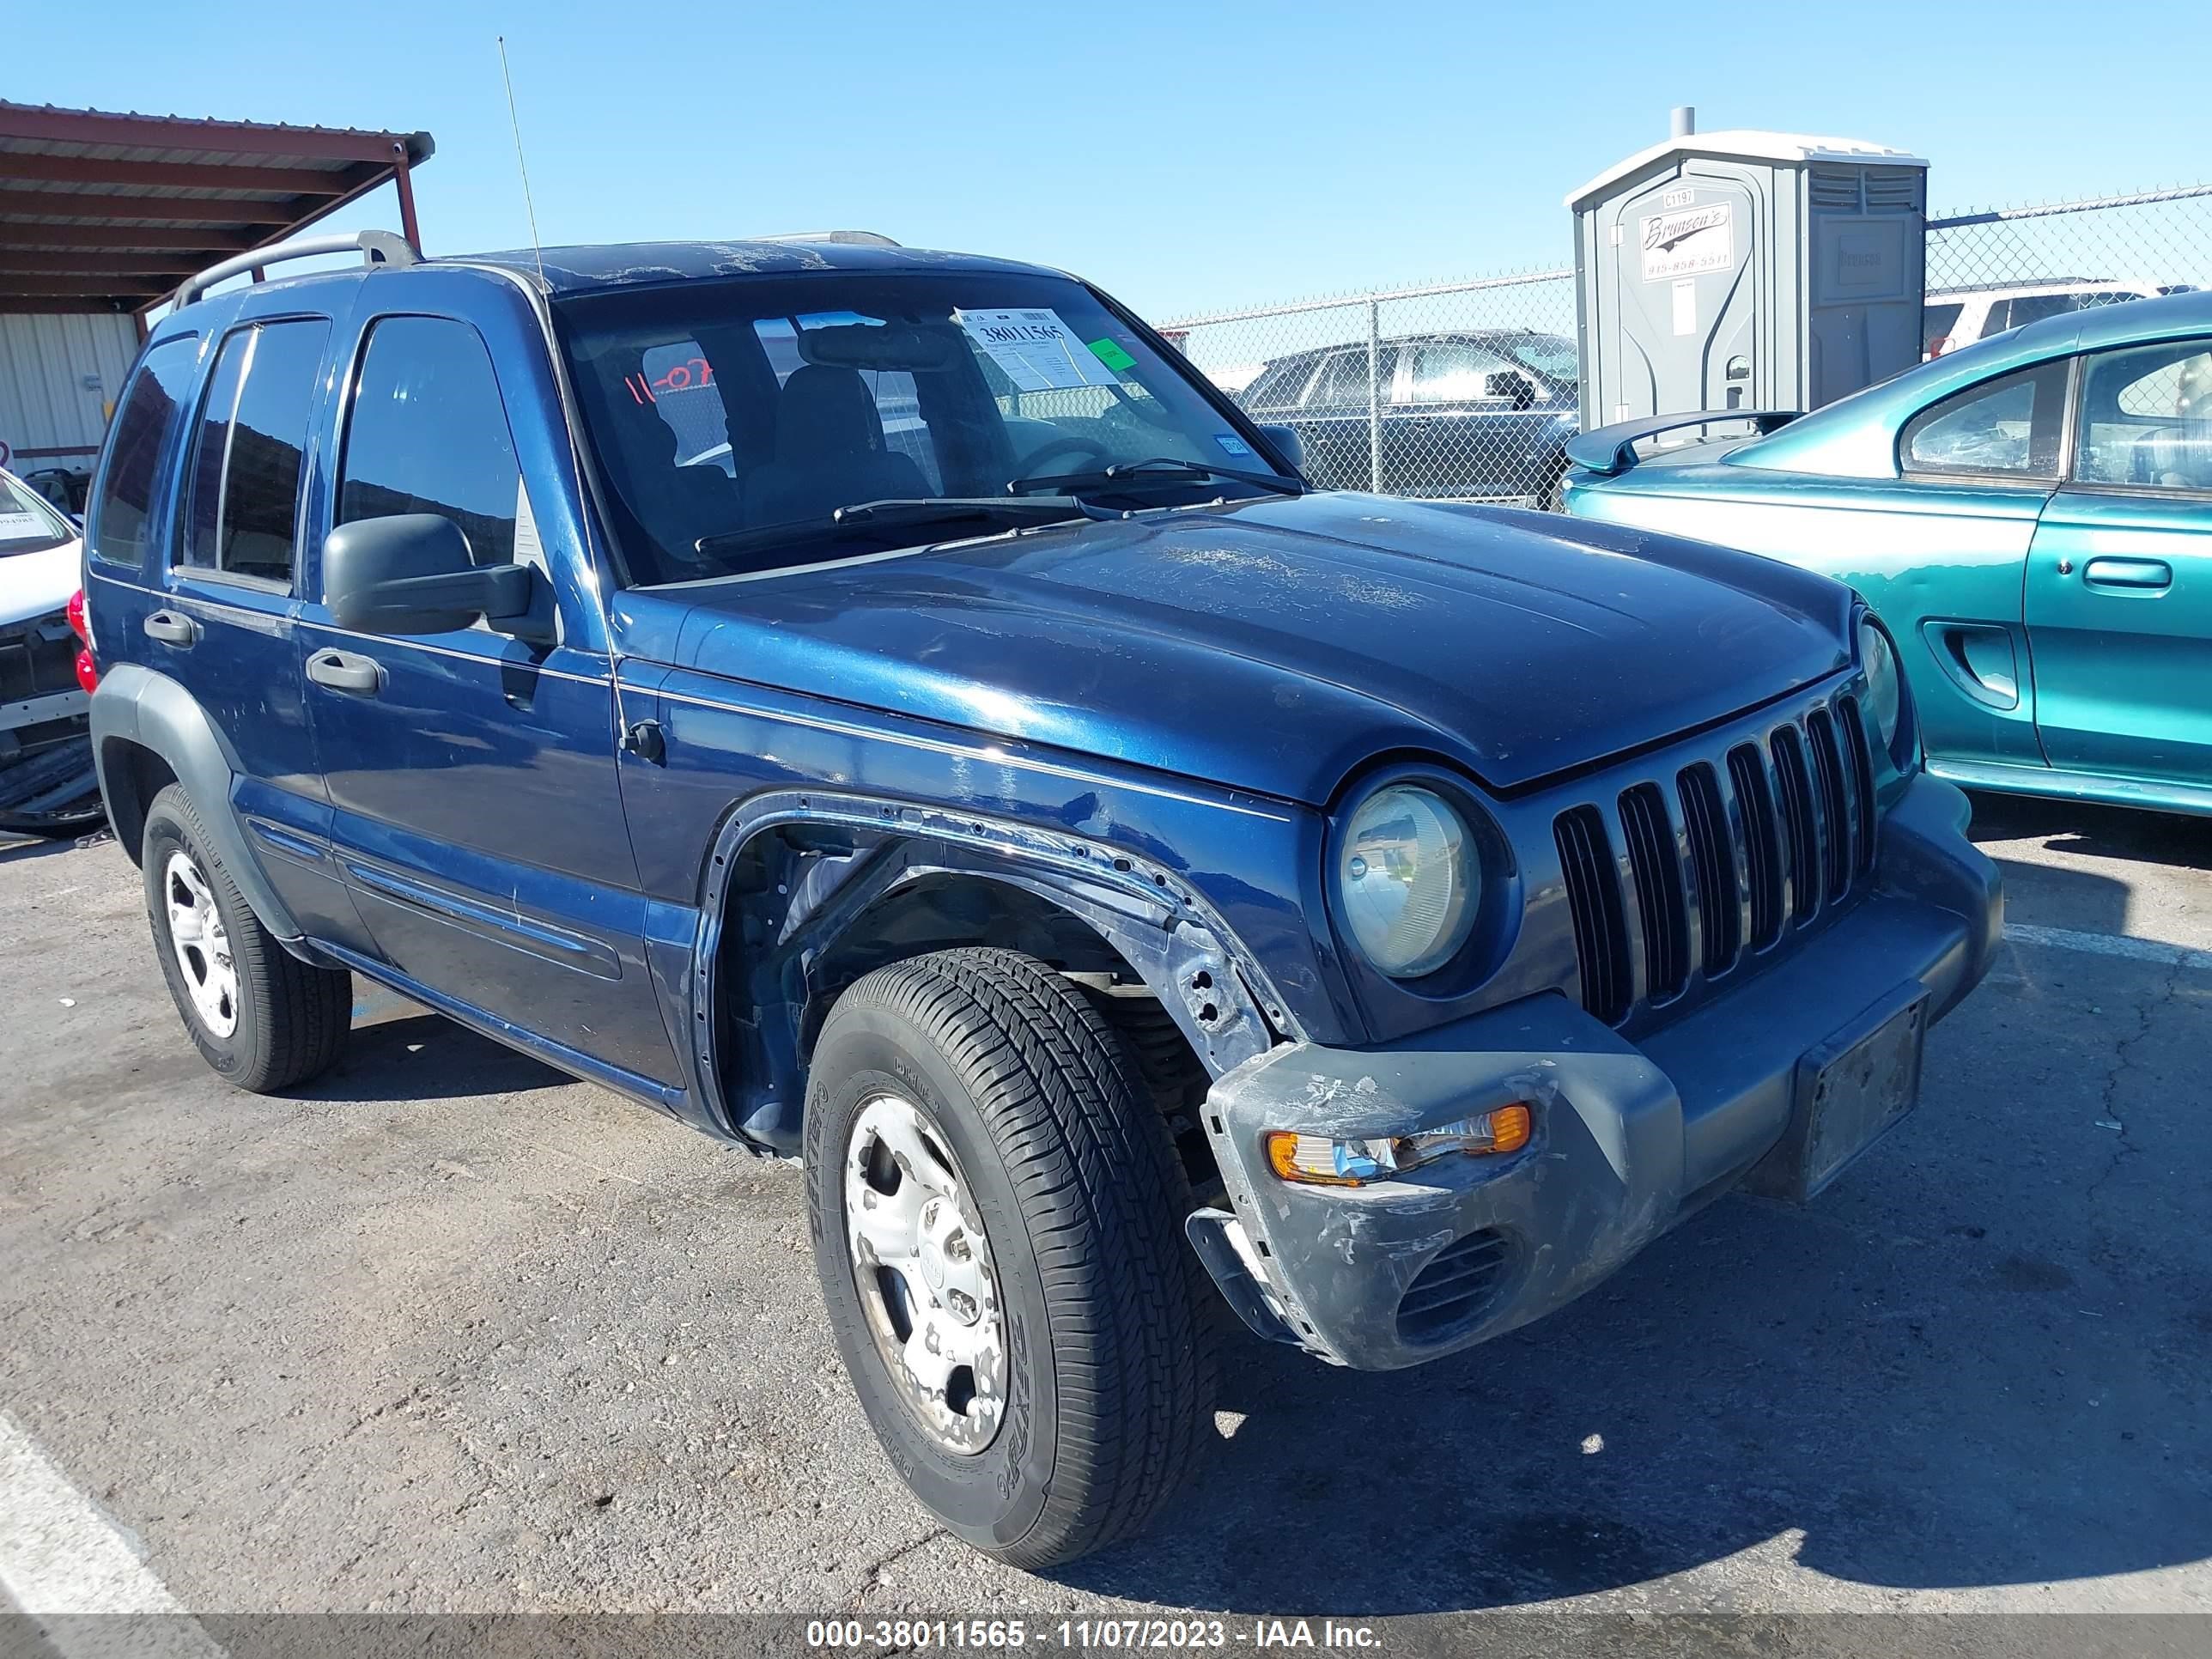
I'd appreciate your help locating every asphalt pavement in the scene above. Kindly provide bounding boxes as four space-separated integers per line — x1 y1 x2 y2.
0 793 2206 1647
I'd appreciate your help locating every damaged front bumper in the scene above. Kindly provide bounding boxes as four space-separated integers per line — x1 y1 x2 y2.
1187 773 2001 1370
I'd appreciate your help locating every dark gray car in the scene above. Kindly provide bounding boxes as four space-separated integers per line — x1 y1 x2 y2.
1237 329 1581 504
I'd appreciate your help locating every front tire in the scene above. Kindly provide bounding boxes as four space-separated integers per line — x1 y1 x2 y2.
805 948 1215 1567
141 783 350 1092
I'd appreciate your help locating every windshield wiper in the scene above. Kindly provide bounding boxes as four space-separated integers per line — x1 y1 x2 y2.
696 497 1095 560
1004 456 1304 500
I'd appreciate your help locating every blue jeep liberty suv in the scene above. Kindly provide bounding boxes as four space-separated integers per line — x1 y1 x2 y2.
82 229 2000 1565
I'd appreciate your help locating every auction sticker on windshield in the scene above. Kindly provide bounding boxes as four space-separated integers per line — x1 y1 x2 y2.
955 308 1121 392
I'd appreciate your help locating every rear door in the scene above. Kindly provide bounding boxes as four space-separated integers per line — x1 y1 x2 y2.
154 307 362 944
299 279 680 1091
1292 346 1395 492
2025 336 2212 788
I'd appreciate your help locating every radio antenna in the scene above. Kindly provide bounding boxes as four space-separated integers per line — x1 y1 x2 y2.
496 36 547 286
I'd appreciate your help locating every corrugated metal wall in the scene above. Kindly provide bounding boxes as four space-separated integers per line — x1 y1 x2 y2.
0 313 142 473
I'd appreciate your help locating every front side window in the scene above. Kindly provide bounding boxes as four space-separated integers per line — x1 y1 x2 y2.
1901 362 2068 478
1923 301 1964 356
337 316 522 568
1406 341 1516 404
179 319 330 585
88 336 200 569
556 270 1288 585
2075 337 2212 491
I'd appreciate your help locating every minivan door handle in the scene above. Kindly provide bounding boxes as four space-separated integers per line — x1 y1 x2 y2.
143 610 200 647
306 647 384 696
2081 556 2172 591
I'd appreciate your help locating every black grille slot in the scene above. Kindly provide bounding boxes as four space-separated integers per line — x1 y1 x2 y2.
1839 694 1879 875
1396 1229 1512 1344
1771 725 1821 921
1805 706 1853 901
1808 167 1861 210
1555 804 1630 1025
1678 763 1739 975
1728 742 1784 950
1620 782 1688 1003
1865 168 1923 210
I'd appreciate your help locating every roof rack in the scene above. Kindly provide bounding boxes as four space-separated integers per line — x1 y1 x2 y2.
753 229 901 247
176 229 418 308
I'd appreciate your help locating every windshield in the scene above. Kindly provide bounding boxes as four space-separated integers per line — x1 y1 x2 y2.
1506 335 1579 384
556 270 1287 585
0 471 76 557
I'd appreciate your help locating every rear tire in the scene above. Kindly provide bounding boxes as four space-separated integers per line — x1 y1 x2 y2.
141 783 349 1093
805 947 1215 1566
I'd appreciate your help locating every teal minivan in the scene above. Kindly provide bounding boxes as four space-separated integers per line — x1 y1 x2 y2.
1565 292 2212 817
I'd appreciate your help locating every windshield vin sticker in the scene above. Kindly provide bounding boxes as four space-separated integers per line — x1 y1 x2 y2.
955 307 1122 392
1641 201 1734 281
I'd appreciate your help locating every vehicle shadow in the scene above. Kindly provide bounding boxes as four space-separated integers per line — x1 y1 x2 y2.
0 832 82 864
1054 854 2206 1613
1967 790 2212 873
296 1007 570 1105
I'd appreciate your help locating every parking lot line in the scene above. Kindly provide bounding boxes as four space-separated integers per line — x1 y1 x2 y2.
2003 921 2212 973
0 1412 225 1657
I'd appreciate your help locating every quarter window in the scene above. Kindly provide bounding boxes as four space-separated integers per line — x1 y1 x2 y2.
178 319 330 585
1901 362 2068 478
2075 337 2212 491
89 337 200 570
337 316 522 567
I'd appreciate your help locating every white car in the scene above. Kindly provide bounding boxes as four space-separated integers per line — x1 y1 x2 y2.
0 466 102 835
1923 279 2197 358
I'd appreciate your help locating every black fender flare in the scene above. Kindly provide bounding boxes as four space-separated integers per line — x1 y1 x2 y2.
89 662 305 942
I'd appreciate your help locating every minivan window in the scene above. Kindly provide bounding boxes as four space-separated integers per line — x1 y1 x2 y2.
179 319 330 585
556 270 1284 586
337 316 522 568
88 336 200 569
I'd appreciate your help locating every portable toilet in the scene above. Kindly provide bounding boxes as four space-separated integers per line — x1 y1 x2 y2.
1568 123 1928 428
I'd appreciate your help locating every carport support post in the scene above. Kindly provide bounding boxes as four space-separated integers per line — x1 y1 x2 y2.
1366 300 1382 489
392 143 422 256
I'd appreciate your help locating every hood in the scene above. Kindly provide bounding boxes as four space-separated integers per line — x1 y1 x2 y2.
621 494 1852 806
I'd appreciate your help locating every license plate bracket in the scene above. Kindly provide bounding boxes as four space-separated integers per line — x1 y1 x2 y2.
1744 983 1929 1204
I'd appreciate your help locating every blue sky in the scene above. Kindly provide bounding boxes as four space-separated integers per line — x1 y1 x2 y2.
35 1 2210 320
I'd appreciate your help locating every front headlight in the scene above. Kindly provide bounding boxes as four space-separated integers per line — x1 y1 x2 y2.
1337 784 1479 978
1859 616 1905 754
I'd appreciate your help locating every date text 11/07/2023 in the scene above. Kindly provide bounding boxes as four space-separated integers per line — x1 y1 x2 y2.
805 1618 1387 1650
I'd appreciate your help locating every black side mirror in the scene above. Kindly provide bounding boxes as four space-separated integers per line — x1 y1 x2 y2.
324 514 548 641
1486 371 1538 411
1255 422 1306 474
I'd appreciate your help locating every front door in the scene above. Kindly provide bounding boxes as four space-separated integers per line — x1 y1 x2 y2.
299 294 679 1091
2026 336 2212 789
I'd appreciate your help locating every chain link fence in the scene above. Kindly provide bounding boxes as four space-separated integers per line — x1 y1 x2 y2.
1160 179 2212 502
1922 182 2212 355
1158 269 1577 506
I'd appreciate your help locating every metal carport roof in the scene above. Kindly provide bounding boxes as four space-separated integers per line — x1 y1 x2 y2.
0 101 433 318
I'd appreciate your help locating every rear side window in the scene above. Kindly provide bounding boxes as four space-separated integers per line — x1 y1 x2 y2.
337 316 521 568
1311 349 1388 409
179 319 331 585
88 336 201 570
1901 362 2069 478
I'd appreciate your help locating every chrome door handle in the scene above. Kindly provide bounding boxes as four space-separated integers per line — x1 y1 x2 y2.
306 647 383 695
143 610 200 647
2082 556 2172 591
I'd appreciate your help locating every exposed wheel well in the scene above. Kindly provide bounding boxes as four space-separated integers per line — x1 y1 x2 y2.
97 738 178 866
709 826 1217 1192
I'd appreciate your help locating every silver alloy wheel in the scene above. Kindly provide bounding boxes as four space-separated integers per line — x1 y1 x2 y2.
844 1091 1007 1454
162 849 239 1038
